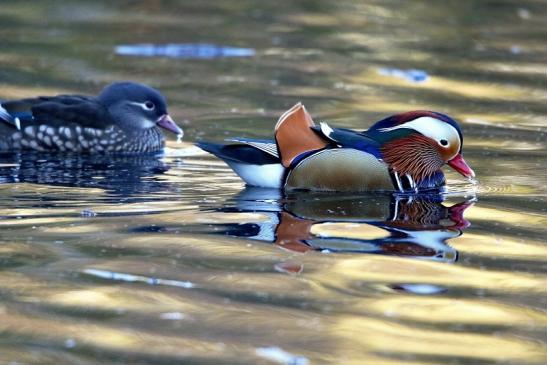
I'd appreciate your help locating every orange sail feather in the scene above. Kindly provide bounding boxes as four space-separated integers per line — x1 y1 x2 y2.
274 103 329 168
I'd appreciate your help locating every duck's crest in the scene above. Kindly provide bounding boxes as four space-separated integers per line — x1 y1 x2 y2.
274 103 328 167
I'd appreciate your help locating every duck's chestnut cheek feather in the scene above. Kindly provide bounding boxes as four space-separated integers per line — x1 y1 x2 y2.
156 114 183 136
447 153 475 178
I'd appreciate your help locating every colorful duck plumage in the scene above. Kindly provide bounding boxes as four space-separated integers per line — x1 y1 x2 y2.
197 103 475 192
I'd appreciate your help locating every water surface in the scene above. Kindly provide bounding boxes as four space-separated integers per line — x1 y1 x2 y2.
0 1 546 364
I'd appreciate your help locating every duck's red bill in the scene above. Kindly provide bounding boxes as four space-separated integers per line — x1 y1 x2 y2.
157 114 184 137
447 153 475 178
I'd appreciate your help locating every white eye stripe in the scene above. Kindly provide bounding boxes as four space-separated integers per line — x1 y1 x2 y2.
378 116 460 146
129 101 155 111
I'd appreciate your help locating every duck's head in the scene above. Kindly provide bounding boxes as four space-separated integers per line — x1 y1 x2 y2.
368 111 474 182
98 82 183 137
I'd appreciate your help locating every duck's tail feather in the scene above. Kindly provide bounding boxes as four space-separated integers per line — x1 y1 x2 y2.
197 141 284 188
0 103 20 130
274 103 329 167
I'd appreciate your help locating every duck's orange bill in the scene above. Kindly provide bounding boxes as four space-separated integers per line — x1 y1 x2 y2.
447 153 475 178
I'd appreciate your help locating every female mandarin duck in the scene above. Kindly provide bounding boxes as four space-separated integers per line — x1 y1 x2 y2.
197 103 475 192
0 82 183 153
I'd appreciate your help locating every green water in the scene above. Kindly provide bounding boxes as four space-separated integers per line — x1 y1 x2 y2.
0 1 546 364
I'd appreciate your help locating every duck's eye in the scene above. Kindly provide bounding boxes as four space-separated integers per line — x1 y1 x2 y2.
144 101 155 110
439 139 449 147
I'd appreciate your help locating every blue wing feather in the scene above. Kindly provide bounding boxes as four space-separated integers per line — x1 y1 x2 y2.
312 124 382 158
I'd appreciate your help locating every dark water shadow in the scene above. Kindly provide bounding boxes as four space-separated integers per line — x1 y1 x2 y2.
0 152 171 197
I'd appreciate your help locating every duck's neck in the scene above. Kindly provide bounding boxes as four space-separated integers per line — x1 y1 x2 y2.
120 126 165 153
381 134 444 183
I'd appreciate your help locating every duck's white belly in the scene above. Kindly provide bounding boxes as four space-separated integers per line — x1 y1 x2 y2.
285 148 394 192
227 161 284 188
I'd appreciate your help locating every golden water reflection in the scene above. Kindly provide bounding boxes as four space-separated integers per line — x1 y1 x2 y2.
0 0 546 364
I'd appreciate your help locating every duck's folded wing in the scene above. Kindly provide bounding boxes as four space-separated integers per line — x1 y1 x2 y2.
226 138 279 159
196 140 279 165
312 122 382 158
1 95 112 129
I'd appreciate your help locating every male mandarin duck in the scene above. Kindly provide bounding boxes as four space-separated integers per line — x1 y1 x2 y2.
197 103 475 192
0 82 183 153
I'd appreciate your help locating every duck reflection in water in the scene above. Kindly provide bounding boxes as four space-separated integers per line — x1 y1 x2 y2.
204 188 474 263
0 152 170 196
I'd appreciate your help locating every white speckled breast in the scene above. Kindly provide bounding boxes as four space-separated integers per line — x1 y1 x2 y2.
285 148 394 192
3 124 165 153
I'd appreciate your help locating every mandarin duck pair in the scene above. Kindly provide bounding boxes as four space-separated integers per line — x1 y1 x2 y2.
0 83 475 193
